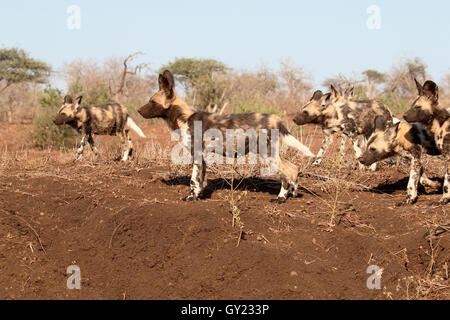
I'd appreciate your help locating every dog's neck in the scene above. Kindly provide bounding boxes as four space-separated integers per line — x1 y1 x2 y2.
322 106 338 128
164 98 196 130
424 104 449 140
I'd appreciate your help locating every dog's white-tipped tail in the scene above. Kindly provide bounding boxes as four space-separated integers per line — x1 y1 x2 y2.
283 134 315 158
126 117 146 138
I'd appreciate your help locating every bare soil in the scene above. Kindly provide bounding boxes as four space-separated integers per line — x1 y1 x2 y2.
0 122 448 300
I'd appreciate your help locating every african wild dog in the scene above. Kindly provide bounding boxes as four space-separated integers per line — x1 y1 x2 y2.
294 85 395 170
53 95 146 161
400 79 450 203
293 89 346 166
359 116 446 204
403 79 450 144
138 70 315 203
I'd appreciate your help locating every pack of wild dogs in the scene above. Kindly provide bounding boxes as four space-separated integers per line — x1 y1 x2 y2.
53 70 450 205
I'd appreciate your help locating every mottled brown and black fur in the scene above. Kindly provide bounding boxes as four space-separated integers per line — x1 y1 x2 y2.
360 79 450 205
293 90 347 166
294 86 394 169
403 79 450 154
54 95 145 161
138 70 315 203
359 116 443 204
400 79 450 204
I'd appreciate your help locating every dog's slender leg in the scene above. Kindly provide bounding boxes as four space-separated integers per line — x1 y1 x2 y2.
403 157 422 205
419 172 440 189
75 134 86 161
87 134 98 157
289 162 299 198
184 162 202 201
350 135 371 170
440 162 450 204
351 135 362 158
200 159 207 191
313 130 333 166
339 133 346 158
362 136 377 171
276 179 290 203
123 129 133 160
289 181 298 198
120 130 132 162
274 158 298 203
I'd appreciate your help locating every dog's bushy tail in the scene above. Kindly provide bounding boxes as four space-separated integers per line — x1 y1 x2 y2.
282 134 315 157
126 117 146 138
278 122 315 158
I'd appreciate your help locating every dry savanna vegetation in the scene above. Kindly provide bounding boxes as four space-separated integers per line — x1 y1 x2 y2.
0 49 449 299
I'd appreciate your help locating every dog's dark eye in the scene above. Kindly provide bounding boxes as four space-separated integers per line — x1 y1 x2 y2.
369 147 376 152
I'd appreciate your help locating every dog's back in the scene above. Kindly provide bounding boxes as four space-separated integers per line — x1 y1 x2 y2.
77 103 128 135
337 99 393 138
187 111 286 134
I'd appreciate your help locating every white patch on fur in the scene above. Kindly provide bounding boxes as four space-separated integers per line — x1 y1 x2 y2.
392 117 401 125
75 135 86 160
277 184 289 199
191 164 202 196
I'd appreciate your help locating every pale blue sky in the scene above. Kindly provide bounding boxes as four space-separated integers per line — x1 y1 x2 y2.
1 0 449 87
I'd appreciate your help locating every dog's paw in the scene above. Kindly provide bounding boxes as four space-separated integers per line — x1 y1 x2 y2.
432 198 450 206
396 196 417 206
424 181 441 189
183 194 198 201
271 197 287 204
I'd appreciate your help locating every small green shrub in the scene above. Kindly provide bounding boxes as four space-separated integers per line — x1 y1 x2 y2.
68 78 113 106
235 99 282 116
29 86 78 150
379 94 410 116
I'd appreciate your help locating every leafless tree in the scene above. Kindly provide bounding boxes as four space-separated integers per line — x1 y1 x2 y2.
63 53 155 107
322 73 363 95
279 59 312 103
385 57 428 99
108 52 148 102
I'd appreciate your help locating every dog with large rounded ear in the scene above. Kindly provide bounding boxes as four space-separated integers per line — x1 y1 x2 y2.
64 95 74 105
344 87 354 99
374 115 387 132
311 90 323 101
422 80 439 104
74 96 83 108
330 85 340 99
415 78 439 104
158 70 175 100
414 78 424 96
373 115 399 141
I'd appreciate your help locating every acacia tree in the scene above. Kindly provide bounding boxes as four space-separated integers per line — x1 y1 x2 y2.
363 70 386 98
0 48 51 122
160 58 228 111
